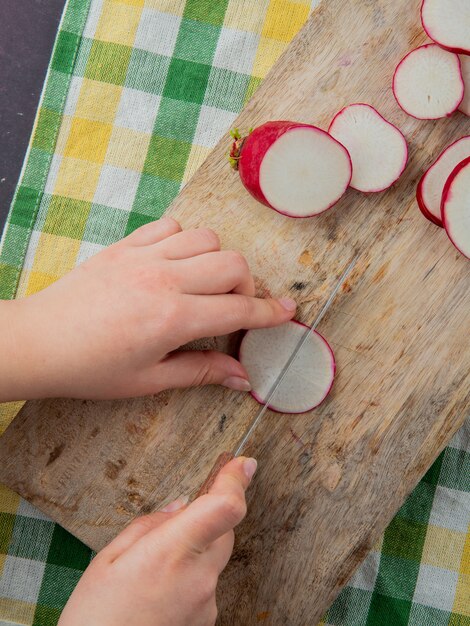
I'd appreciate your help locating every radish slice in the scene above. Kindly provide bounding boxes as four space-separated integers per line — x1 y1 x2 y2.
421 0 470 55
459 55 470 117
328 104 408 193
393 44 464 120
239 320 335 414
417 136 470 227
441 156 470 259
234 122 352 218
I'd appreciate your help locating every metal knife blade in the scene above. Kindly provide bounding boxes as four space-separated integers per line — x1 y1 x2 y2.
195 254 358 497
233 254 358 456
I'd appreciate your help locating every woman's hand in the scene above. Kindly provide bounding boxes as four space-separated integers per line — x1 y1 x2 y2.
58 456 257 626
1 218 296 401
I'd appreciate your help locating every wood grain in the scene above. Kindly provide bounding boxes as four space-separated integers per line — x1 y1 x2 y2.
1 0 469 624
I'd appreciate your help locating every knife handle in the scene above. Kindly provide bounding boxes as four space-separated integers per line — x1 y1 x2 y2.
195 451 234 498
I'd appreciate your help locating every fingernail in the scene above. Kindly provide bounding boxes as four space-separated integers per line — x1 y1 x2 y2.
223 376 252 392
161 495 189 513
279 298 297 311
243 458 258 481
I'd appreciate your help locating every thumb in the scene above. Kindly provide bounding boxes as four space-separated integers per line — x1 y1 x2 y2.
137 457 256 561
155 350 251 392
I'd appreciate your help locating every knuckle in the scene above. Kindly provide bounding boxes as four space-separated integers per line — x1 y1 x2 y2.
198 228 220 249
208 601 218 625
236 297 253 323
227 250 249 272
192 356 213 386
129 514 155 533
159 297 183 330
219 493 246 525
193 572 218 604
162 216 181 230
102 241 125 263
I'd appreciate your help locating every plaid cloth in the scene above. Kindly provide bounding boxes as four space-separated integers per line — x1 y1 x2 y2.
0 0 469 624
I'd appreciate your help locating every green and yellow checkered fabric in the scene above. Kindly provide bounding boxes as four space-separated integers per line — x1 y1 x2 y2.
0 0 469 624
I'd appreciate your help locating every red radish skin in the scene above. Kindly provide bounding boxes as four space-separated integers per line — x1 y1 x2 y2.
416 135 470 227
421 0 470 56
235 121 352 218
328 103 408 193
459 55 470 117
441 156 470 259
393 44 464 120
239 320 336 414
416 187 444 227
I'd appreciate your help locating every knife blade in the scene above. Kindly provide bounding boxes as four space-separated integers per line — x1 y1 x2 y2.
196 255 358 497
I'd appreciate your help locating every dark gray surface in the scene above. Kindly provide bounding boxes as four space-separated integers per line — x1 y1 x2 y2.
0 0 65 233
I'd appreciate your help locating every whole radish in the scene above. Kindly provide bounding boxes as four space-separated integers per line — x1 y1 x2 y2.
230 121 352 218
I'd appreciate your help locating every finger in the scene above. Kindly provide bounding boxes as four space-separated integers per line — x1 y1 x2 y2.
121 217 182 246
174 251 255 296
143 457 256 557
203 530 235 574
155 351 251 393
155 228 220 259
100 497 188 562
182 294 297 339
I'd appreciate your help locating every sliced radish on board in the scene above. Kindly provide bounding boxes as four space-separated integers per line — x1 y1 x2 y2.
421 0 470 55
441 156 470 259
239 320 335 414
393 44 464 120
459 55 470 117
417 136 470 227
328 103 408 193
232 122 352 218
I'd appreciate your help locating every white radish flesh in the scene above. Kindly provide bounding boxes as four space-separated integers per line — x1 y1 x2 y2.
239 321 335 414
328 104 408 193
459 55 470 117
417 136 470 227
421 0 470 55
393 44 464 120
236 122 352 218
442 157 470 259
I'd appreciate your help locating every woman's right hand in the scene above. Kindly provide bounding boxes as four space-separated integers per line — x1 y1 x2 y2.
59 456 257 626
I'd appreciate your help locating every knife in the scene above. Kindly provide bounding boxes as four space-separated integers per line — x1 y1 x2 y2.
196 255 358 497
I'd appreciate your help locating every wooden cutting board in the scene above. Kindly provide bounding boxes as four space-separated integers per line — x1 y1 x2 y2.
1 0 469 623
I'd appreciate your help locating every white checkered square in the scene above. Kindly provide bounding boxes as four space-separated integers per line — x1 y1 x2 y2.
115 88 161 133
193 105 238 149
17 499 52 522
22 231 42 271
134 8 181 57
44 154 62 195
346 549 381 592
63 76 83 117
413 564 458 611
212 27 260 75
448 419 470 452
83 0 104 39
428 486 470 533
76 241 105 265
0 557 45 604
93 165 140 211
